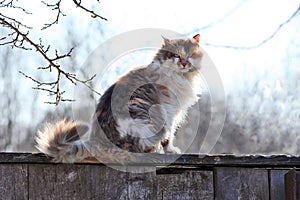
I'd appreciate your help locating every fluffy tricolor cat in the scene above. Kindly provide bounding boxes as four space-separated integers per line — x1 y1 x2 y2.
36 34 204 163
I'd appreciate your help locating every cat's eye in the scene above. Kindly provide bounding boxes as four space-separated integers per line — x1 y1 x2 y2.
174 54 180 58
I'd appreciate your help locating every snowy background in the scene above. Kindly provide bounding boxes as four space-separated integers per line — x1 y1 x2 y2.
0 0 300 154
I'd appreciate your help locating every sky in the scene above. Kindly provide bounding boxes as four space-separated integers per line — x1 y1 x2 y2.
88 0 300 91
4 0 299 91
1 0 298 115
0 0 298 105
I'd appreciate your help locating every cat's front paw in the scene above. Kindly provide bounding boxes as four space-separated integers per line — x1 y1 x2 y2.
164 145 181 154
144 146 156 153
144 145 164 153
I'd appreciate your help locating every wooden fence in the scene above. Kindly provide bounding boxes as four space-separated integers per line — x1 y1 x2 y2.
0 153 299 199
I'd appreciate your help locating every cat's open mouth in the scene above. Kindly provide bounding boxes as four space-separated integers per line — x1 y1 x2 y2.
179 65 197 73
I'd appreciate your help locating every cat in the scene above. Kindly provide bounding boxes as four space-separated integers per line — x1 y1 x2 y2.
36 34 204 163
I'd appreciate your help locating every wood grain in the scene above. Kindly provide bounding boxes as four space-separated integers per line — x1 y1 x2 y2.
1 153 300 168
156 169 214 200
0 164 28 200
28 164 106 199
285 169 300 200
214 167 269 200
0 153 299 199
270 170 288 200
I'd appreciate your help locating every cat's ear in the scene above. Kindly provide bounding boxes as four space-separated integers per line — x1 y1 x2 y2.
162 36 171 45
192 34 200 43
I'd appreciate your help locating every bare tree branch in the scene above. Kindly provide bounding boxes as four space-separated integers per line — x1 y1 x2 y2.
72 0 107 20
41 0 66 30
0 0 32 15
0 13 32 29
0 0 105 105
0 16 98 105
202 5 300 50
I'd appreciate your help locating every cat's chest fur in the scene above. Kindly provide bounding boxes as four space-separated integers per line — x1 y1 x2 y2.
150 63 200 110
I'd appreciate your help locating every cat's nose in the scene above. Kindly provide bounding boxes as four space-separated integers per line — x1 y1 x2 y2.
180 60 188 68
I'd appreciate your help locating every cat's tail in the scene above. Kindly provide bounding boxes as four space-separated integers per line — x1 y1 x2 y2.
36 120 165 165
35 119 92 163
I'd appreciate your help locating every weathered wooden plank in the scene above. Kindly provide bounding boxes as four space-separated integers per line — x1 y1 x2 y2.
103 166 157 200
28 164 107 199
270 170 288 200
103 167 128 200
1 153 300 199
127 169 156 200
0 164 28 200
285 169 300 200
174 155 300 168
0 153 50 163
28 163 156 200
1 153 300 168
156 169 214 200
214 167 269 200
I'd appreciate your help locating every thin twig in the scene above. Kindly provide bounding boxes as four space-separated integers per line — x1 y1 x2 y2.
0 0 32 15
198 0 248 31
41 0 66 30
72 0 107 20
0 17 98 105
202 5 300 50
0 13 32 29
0 0 104 104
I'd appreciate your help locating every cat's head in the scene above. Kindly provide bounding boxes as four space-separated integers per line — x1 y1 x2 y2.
154 34 203 73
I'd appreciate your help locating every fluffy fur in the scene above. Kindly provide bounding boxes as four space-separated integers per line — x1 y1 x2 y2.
36 119 91 162
36 34 204 163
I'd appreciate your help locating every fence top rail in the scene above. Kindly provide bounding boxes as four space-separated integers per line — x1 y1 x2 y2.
0 153 299 168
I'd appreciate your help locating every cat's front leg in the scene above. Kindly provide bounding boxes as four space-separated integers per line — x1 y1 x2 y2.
144 141 164 153
161 139 181 154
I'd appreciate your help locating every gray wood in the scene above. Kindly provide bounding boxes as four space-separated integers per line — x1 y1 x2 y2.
156 169 214 200
28 164 156 200
28 164 107 200
103 166 156 200
285 169 300 200
2 153 300 199
127 169 156 200
270 170 288 200
0 164 28 200
0 153 51 163
103 167 128 200
2 153 300 168
214 167 269 200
